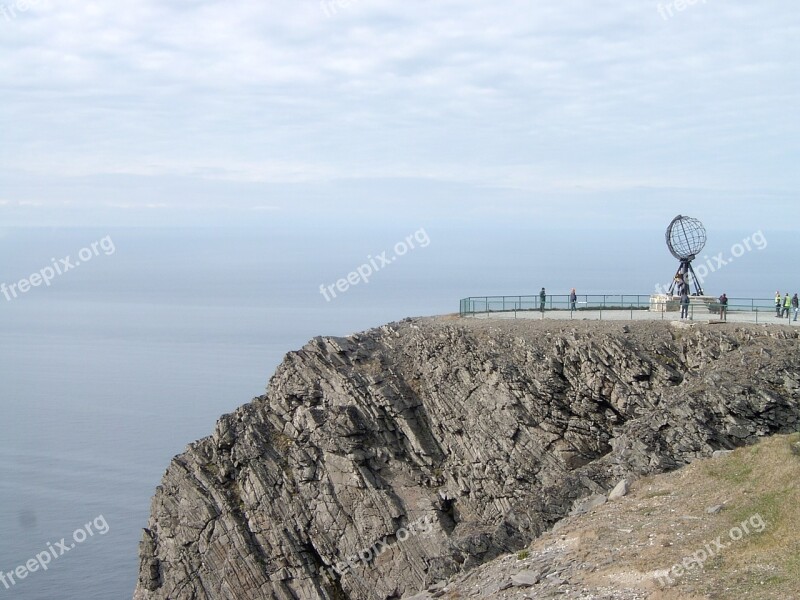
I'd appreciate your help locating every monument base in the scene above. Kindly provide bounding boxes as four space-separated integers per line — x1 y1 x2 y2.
649 294 719 313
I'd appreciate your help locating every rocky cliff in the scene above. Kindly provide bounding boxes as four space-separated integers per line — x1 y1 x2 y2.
133 318 800 600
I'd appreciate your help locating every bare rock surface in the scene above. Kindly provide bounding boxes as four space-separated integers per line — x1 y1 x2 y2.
133 318 800 600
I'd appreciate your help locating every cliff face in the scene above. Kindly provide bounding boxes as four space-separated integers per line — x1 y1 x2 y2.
133 318 800 600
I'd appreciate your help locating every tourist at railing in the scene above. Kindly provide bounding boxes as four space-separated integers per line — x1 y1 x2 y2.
680 291 690 319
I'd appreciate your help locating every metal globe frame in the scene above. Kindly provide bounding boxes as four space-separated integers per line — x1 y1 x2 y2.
665 215 707 296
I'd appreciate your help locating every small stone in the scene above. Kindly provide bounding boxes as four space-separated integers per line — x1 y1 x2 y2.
511 569 542 587
570 494 607 516
707 504 724 514
712 450 733 459
608 479 630 501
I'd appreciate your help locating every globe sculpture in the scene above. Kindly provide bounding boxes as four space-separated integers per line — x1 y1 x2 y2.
666 215 706 296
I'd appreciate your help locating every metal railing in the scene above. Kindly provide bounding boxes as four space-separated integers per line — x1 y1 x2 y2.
460 294 652 315
459 294 796 323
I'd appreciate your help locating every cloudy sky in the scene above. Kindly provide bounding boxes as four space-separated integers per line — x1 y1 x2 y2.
1 0 798 228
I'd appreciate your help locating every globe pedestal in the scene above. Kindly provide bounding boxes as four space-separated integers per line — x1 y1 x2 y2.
650 294 679 312
650 294 720 314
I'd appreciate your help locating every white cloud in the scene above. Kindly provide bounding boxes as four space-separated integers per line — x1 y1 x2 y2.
0 0 798 225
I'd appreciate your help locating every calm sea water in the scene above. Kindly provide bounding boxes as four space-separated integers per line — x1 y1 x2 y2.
0 223 794 599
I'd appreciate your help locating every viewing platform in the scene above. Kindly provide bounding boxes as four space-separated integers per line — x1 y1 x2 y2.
459 294 797 325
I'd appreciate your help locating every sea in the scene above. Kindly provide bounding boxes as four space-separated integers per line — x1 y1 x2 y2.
0 221 795 599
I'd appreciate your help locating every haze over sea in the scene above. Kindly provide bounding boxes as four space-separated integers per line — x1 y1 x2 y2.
2 0 799 596
0 221 797 599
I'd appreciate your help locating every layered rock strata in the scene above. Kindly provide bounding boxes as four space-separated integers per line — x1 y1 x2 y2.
134 318 800 600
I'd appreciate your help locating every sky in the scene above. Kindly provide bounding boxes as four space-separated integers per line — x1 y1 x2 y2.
1 0 798 229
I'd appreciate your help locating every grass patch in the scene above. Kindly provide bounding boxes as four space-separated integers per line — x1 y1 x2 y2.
517 550 529 560
622 435 800 599
788 432 800 456
728 489 789 538
696 435 800 599
642 489 672 499
786 545 800 573
703 455 753 485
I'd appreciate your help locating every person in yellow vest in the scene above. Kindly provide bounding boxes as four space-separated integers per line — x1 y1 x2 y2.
783 293 791 318
776 291 782 317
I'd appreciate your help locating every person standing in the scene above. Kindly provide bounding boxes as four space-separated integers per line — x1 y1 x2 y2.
569 288 577 311
675 274 686 296
718 293 728 322
783 293 791 318
540 287 546 312
792 293 799 322
680 290 690 319
776 291 782 317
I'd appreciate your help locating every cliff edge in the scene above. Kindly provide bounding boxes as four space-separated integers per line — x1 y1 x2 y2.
133 318 800 600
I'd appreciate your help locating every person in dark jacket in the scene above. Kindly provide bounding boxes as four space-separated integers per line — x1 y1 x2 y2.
718 293 728 321
539 287 546 312
792 293 798 322
680 291 690 319
569 288 577 311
